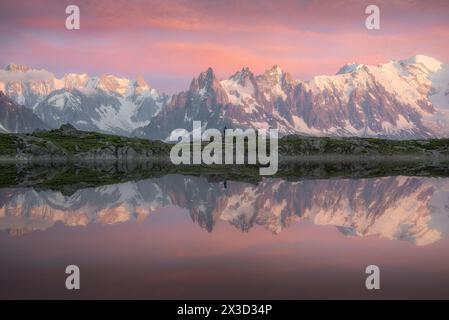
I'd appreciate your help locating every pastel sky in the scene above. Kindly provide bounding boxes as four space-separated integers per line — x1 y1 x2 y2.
1 0 448 93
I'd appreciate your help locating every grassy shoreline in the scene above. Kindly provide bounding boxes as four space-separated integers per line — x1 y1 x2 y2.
2 125 449 161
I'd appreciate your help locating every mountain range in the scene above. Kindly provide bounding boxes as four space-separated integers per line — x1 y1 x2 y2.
1 54 449 139
0 64 168 135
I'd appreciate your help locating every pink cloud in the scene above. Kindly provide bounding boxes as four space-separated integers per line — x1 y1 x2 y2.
1 0 448 93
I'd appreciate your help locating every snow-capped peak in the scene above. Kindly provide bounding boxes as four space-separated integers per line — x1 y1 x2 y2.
96 74 133 96
83 73 151 97
400 54 443 73
229 67 255 85
61 73 89 90
257 65 290 87
5 63 31 72
336 63 365 75
266 65 283 76
221 68 258 112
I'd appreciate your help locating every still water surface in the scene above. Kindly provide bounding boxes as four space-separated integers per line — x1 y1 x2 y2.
1 173 449 299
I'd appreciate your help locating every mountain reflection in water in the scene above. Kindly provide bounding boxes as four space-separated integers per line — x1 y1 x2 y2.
1 174 448 246
2 171 449 299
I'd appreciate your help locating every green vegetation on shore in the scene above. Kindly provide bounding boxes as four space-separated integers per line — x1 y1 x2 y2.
279 135 449 156
1 124 449 160
0 134 16 156
32 129 167 154
0 124 171 160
